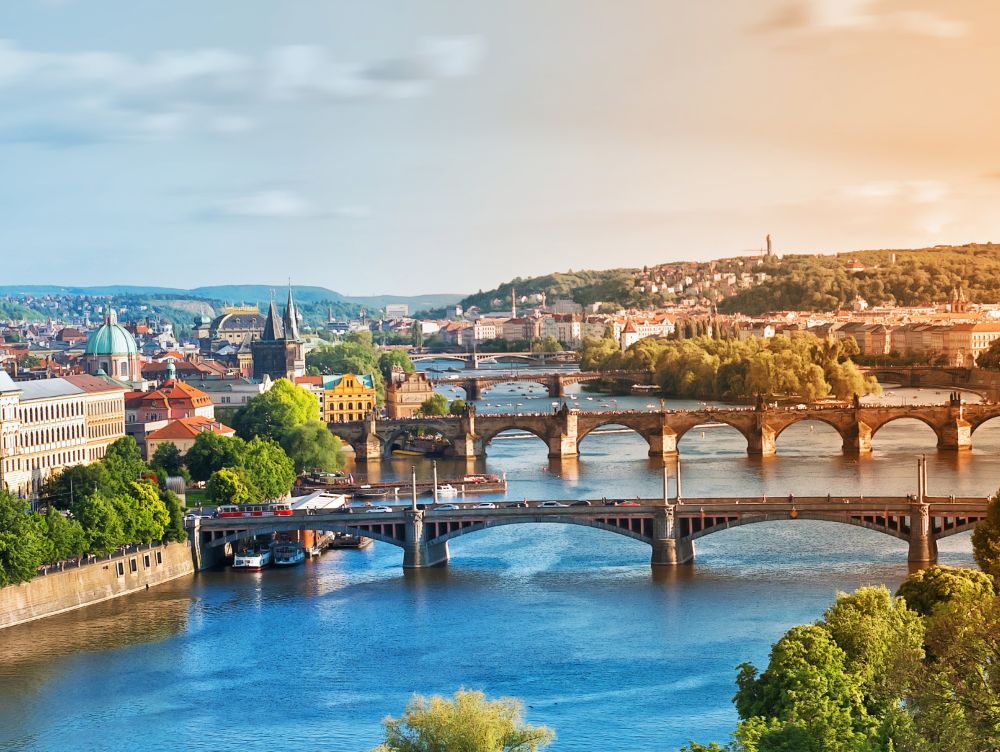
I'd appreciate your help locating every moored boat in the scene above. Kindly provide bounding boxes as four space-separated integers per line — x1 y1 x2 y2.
436 484 459 498
232 545 272 571
355 485 390 499
272 542 306 566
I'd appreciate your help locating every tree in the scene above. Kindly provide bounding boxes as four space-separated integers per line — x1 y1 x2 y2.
41 507 86 562
909 594 1000 750
232 378 319 442
372 689 555 752
101 436 152 494
184 432 247 483
240 436 296 501
73 493 126 556
977 338 1000 369
42 463 111 510
280 420 346 473
160 488 187 542
207 467 253 506
449 398 467 416
733 625 875 751
418 392 449 417
896 565 996 617
0 491 45 586
379 349 415 381
972 489 1000 579
306 333 387 402
151 442 185 478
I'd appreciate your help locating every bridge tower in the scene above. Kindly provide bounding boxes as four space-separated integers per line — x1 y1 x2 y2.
548 403 579 459
746 399 777 456
451 404 480 458
938 391 972 451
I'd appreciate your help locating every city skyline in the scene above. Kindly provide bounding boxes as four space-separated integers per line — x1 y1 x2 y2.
3 0 1000 294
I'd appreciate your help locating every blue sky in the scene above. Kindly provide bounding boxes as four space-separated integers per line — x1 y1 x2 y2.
1 1 998 295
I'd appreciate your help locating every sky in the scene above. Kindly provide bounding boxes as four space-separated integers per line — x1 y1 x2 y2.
2 0 999 296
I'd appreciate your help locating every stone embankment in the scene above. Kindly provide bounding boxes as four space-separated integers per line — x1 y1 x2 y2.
0 541 194 630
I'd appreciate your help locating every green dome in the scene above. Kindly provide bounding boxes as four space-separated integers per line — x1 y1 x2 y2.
84 311 138 357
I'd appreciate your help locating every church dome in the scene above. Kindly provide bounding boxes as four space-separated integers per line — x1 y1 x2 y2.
84 309 138 357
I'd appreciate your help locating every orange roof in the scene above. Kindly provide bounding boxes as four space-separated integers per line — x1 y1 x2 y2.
159 379 213 408
146 416 235 441
295 375 323 386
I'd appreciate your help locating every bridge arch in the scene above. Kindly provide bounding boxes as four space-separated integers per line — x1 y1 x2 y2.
675 419 754 455
576 420 657 454
425 516 653 548
204 521 406 550
868 415 944 446
684 513 911 544
773 418 850 450
477 424 552 452
478 378 551 397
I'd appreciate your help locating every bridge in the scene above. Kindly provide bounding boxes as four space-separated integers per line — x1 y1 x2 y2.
429 370 648 400
860 365 1000 401
190 493 990 570
409 350 578 369
329 395 1000 460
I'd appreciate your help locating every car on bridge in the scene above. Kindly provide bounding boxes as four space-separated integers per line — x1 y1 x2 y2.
571 500 592 506
365 506 394 513
433 504 459 511
473 502 497 509
539 501 568 508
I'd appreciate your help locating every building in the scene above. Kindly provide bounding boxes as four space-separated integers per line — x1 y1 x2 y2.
124 363 218 453
0 371 127 497
502 316 543 342
184 374 273 411
385 303 409 319
251 288 306 381
194 305 266 346
386 369 436 419
144 416 236 458
319 373 377 423
82 309 143 383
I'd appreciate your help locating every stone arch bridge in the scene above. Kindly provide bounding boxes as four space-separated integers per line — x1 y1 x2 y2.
409 350 578 369
860 366 1000 401
191 494 989 570
328 397 1000 460
432 370 646 400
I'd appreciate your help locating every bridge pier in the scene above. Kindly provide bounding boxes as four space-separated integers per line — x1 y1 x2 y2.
937 419 972 451
651 506 694 566
190 521 228 570
403 510 450 568
842 421 873 454
548 405 579 459
746 424 777 456
646 428 678 457
546 375 566 398
907 503 938 565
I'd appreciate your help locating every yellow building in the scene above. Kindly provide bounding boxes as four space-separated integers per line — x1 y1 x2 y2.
320 373 377 423
386 369 436 419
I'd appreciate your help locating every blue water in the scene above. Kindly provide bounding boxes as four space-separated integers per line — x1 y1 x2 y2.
0 381 993 752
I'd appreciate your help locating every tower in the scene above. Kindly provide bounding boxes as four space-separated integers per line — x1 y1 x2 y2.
765 234 773 258
511 288 517 318
251 287 305 381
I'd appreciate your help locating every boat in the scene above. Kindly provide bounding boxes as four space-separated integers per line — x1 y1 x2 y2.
391 448 424 457
272 542 306 566
328 533 373 549
232 544 272 571
355 485 390 499
436 484 459 498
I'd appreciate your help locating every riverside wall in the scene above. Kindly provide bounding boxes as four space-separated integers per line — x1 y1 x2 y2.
0 541 194 630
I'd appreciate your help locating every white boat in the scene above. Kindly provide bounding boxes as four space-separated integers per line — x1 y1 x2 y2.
436 484 459 498
233 545 272 571
272 542 306 566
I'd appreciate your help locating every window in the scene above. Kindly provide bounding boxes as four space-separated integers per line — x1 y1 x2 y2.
129 557 138 573
143 554 151 569
116 561 125 576
156 551 162 565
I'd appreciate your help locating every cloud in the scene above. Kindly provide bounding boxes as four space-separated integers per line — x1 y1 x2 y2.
206 190 372 221
0 36 486 145
841 180 950 204
756 1 967 39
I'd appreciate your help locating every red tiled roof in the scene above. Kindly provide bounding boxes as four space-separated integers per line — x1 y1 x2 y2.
146 416 234 441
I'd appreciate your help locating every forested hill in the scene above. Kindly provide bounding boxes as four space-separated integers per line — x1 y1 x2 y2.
718 244 1000 315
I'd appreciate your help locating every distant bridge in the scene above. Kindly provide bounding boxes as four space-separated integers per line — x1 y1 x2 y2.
328 396 1000 460
408 350 578 369
191 494 990 570
428 370 648 400
860 366 1000 401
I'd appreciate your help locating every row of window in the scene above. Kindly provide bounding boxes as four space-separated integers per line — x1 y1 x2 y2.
19 399 84 423
115 549 164 577
20 424 85 447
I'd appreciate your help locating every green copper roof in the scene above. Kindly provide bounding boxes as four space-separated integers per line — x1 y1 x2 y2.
84 321 138 356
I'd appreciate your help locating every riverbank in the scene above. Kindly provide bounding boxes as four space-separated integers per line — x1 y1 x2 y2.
0 541 194 630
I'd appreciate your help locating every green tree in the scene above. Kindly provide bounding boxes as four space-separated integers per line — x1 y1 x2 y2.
372 689 555 752
0 492 45 586
41 507 86 562
972 489 1000 580
733 625 875 751
280 420 346 473
207 467 253 506
101 436 152 493
73 493 126 556
896 565 996 617
306 333 387 402
449 398 467 415
184 432 247 483
379 349 416 381
232 378 319 442
151 442 185 477
978 338 1000 369
240 436 296 501
418 392 450 416
42 463 111 510
160 488 187 542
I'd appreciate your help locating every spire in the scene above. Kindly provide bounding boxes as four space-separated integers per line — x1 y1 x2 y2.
262 290 284 341
283 283 300 341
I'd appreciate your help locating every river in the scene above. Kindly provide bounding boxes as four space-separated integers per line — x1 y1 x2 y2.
0 366 996 752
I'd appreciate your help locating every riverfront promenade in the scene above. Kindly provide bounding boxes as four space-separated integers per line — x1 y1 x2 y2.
328 394 1000 459
193 491 989 570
